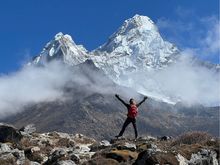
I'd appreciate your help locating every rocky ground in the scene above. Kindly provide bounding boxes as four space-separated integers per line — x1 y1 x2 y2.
0 123 219 165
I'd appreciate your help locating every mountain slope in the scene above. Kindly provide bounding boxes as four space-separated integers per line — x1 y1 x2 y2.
3 61 219 140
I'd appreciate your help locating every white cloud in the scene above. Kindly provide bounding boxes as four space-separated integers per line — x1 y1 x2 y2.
123 55 220 106
0 61 71 118
200 16 220 54
156 10 220 62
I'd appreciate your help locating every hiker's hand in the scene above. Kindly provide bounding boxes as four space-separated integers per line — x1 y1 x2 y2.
144 96 148 100
115 94 119 98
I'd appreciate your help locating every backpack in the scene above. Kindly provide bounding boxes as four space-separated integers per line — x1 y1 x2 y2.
127 105 138 118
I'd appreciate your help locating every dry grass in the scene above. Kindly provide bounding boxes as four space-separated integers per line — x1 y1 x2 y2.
171 131 213 146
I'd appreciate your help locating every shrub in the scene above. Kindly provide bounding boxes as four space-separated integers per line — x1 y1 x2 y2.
172 131 213 145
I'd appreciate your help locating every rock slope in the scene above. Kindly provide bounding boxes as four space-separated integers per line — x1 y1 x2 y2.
0 124 219 165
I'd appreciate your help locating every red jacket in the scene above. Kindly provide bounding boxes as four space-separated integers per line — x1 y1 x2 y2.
127 104 138 118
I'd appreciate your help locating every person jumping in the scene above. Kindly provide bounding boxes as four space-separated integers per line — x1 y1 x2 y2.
115 94 148 139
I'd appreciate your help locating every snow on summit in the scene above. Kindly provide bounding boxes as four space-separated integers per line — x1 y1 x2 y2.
93 14 179 79
32 32 88 66
30 15 182 103
30 15 219 105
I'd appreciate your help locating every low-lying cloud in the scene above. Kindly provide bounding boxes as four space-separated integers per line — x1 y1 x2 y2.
0 61 73 118
0 60 138 119
121 55 220 106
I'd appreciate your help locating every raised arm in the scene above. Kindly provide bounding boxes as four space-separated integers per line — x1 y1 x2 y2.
115 94 129 107
137 96 148 107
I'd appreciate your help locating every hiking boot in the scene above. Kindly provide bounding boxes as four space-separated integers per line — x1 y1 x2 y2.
115 135 121 139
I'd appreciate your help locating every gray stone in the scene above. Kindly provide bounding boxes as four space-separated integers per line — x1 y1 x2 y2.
30 161 41 165
100 140 111 147
57 160 76 165
0 143 11 153
19 124 36 135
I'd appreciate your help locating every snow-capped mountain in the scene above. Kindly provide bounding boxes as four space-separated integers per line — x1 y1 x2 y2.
32 15 179 80
92 14 179 80
30 14 219 105
31 32 88 66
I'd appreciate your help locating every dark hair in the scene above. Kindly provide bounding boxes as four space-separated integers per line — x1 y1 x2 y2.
129 98 134 104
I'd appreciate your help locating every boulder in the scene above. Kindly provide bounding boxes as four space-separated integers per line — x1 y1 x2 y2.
19 124 36 135
0 153 17 165
30 161 41 165
134 150 179 165
117 142 137 151
106 149 138 163
83 157 119 165
44 148 67 165
90 140 111 152
188 149 218 165
160 136 172 141
100 140 111 147
30 161 40 165
24 147 44 163
0 124 22 144
0 143 12 153
57 160 76 165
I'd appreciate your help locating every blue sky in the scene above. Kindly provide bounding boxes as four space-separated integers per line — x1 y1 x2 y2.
0 0 219 73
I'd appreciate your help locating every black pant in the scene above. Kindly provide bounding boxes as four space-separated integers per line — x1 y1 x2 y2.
118 117 138 138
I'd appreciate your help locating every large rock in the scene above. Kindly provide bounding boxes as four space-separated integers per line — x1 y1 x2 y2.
19 124 36 135
83 157 119 165
24 147 44 164
134 150 179 165
0 146 26 165
57 160 76 165
0 124 22 143
106 149 138 163
43 148 67 165
116 142 136 151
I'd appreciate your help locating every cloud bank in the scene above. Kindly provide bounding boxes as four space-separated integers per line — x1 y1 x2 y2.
122 55 220 106
0 61 73 118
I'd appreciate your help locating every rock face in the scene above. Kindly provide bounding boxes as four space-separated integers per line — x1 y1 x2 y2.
0 124 22 144
0 124 218 165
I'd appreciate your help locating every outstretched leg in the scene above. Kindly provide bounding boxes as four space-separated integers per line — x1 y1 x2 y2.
116 118 131 138
131 118 138 138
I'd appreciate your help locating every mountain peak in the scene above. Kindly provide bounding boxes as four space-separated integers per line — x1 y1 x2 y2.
31 32 88 65
54 32 74 43
123 14 156 31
